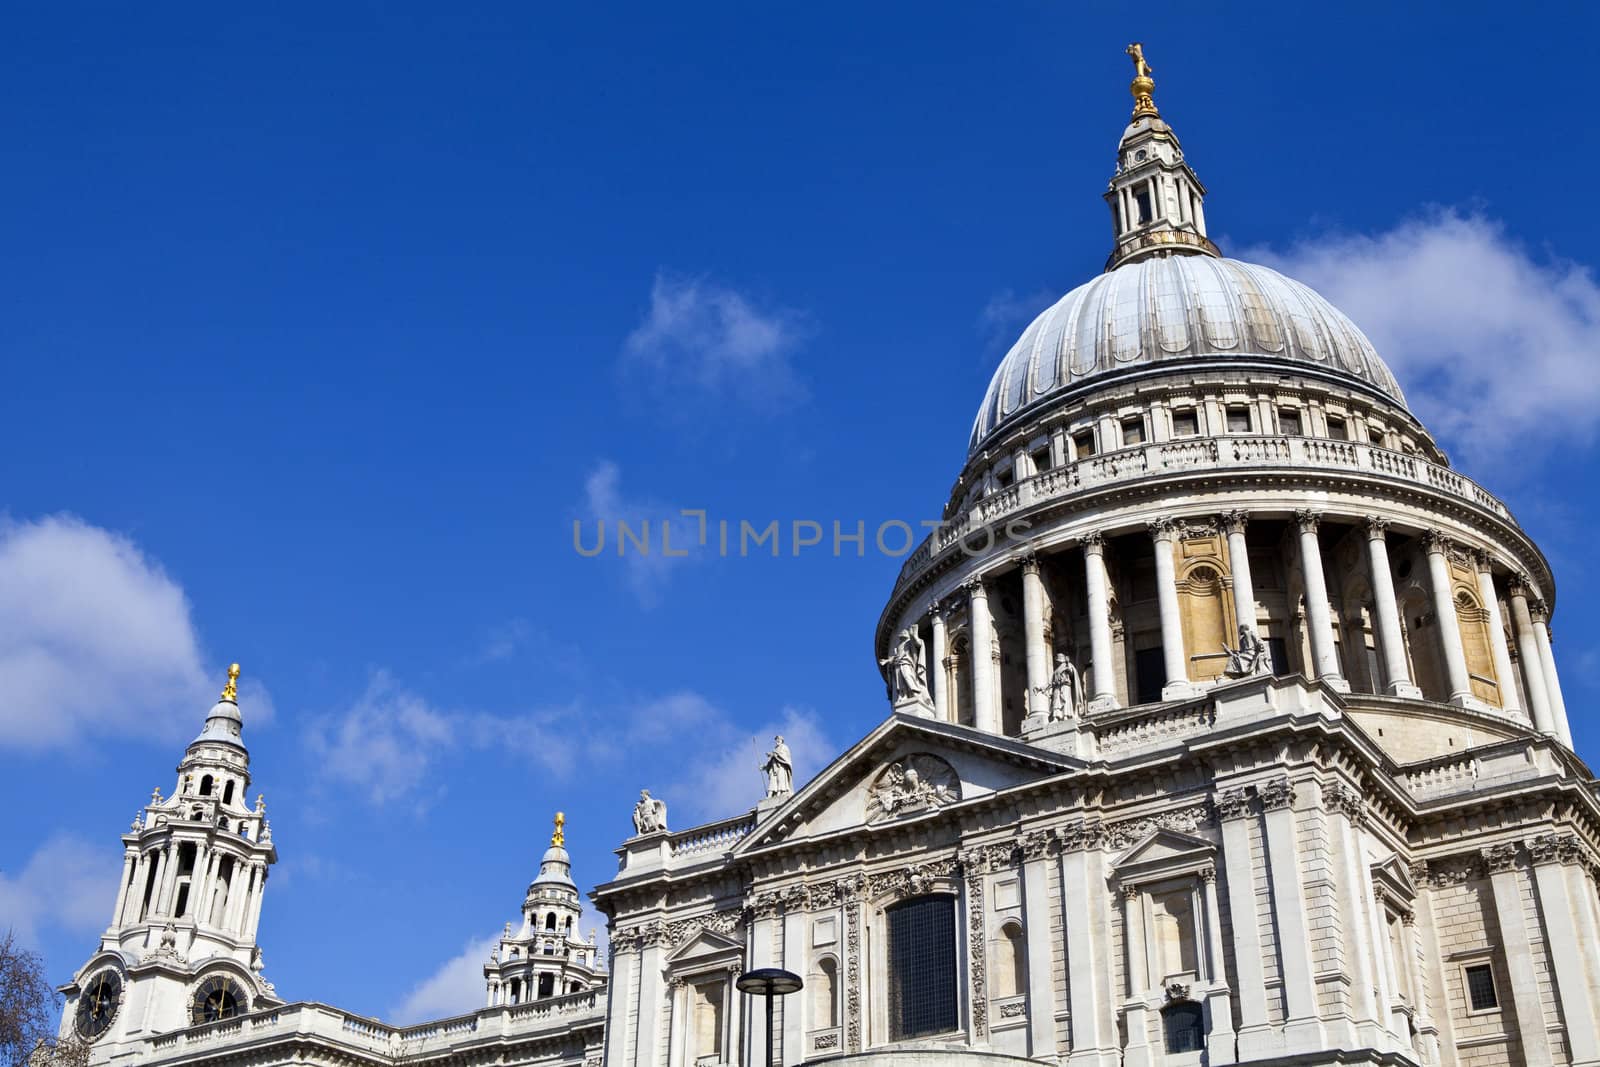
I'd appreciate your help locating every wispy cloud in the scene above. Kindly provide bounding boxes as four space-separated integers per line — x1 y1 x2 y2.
575 460 699 607
660 705 833 824
978 287 1057 358
0 834 118 949
0 515 270 751
1244 211 1600 477
623 273 808 409
391 934 497 1023
304 671 456 806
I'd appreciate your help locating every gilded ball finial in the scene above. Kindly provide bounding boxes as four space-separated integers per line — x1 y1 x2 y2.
552 811 565 847
1125 42 1159 118
221 663 241 702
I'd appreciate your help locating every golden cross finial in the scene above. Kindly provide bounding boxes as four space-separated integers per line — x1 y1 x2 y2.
221 663 240 701
552 811 565 847
1126 43 1159 118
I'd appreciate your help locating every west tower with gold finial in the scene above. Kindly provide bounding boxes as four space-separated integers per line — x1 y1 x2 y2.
482 813 606 1006
57 665 281 1058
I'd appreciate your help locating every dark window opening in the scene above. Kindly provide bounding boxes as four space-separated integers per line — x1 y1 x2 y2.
1072 430 1096 459
1171 409 1198 437
538 973 556 999
1136 191 1153 224
1226 406 1252 433
1466 964 1498 1011
1326 415 1348 440
1135 647 1167 705
887 896 958 1040
1279 408 1303 436
1122 418 1145 446
174 884 190 918
1162 1002 1205 1053
1266 637 1290 676
995 466 1014 489
200 775 213 796
1030 448 1050 474
222 780 234 805
1369 427 1385 446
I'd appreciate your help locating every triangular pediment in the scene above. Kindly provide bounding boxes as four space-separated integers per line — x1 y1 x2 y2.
666 926 743 964
1370 852 1417 904
1111 828 1216 883
735 713 1082 854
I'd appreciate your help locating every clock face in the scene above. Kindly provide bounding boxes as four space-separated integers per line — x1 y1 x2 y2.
75 970 122 1040
190 976 245 1024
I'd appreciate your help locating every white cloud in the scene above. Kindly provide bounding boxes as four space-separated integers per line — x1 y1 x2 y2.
0 515 266 750
623 273 807 408
305 671 456 805
979 287 1057 357
1244 211 1600 475
0 834 118 948
391 934 497 1024
576 460 700 607
662 705 833 823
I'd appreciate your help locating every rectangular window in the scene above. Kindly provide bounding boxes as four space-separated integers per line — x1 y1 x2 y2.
1134 646 1167 705
1030 447 1050 474
1326 415 1348 440
1171 408 1198 437
1226 405 1252 433
1465 964 1498 1012
1369 427 1385 446
887 897 958 1040
692 979 726 1060
1072 430 1096 459
1136 190 1153 224
1266 637 1289 677
1122 418 1146 446
1278 407 1303 436
994 466 1014 489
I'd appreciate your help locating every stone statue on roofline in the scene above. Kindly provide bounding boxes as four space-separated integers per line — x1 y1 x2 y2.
632 788 668 835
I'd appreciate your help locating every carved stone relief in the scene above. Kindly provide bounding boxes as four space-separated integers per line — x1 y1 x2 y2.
866 753 961 823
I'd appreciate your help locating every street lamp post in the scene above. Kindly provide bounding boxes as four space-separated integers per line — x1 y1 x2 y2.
735 967 803 1067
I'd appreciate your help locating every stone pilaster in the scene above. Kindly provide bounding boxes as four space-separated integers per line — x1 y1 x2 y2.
1259 777 1323 1052
1483 843 1554 1067
1216 787 1271 1056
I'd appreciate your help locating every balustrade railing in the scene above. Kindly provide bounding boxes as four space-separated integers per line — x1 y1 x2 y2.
669 812 757 859
896 436 1515 596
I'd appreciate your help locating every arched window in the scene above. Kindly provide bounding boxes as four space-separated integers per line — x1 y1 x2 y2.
200 775 213 796
813 957 839 1028
222 780 235 805
508 977 521 1004
992 922 1026 998
545 912 557 930
1162 1002 1204 1053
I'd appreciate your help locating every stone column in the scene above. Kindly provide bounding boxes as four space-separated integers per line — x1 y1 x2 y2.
1527 836 1599 1065
1221 510 1255 634
1529 603 1573 748
601 932 637 1067
1295 511 1347 691
929 603 950 723
781 901 805 1065
1060 820 1117 1067
110 852 135 928
1021 555 1050 719
1199 867 1236 1064
125 851 151 924
1148 519 1192 699
1121 884 1151 1067
635 929 666 1067
1020 833 1058 1060
1472 553 1521 715
1326 786 1381 1047
1216 789 1270 1057
1483 845 1555 1067
1422 530 1474 705
149 845 171 917
1508 582 1555 734
1364 518 1420 697
245 866 267 939
1260 779 1323 1052
192 849 217 925
1083 535 1117 710
744 897 779 1067
966 578 1000 734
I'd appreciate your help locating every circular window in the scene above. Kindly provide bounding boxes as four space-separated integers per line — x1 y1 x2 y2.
1135 149 1148 161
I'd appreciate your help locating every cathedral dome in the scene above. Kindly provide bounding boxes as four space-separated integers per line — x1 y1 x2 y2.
969 255 1407 454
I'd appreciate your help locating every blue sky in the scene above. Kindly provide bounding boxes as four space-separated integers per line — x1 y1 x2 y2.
5 2 1600 1024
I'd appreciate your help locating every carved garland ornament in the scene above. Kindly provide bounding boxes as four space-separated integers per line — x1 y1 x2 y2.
963 852 988 1039
866 753 961 823
845 907 861 1052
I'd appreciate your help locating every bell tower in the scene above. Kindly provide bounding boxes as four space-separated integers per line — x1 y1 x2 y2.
58 665 281 1056
482 813 606 1006
1104 42 1220 271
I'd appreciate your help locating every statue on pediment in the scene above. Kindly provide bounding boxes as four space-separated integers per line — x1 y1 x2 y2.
763 735 793 798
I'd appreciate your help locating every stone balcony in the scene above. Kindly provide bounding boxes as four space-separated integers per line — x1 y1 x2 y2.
896 435 1517 599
